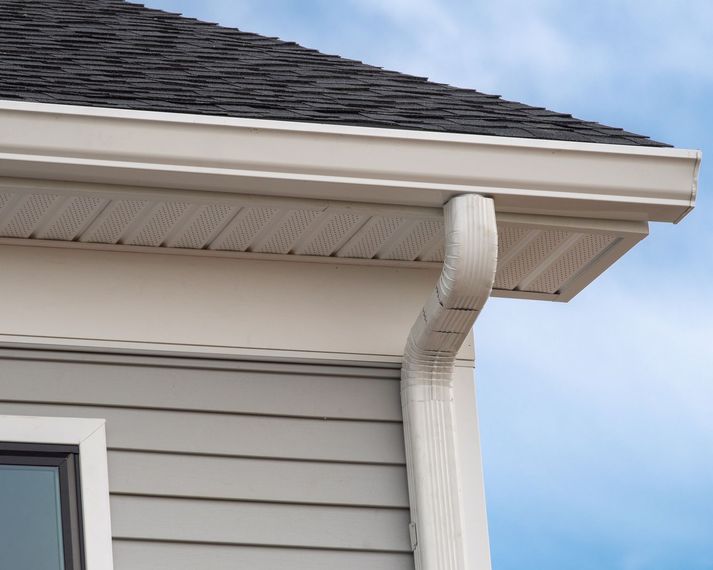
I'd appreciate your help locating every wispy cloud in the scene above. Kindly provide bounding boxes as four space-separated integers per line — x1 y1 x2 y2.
341 0 713 120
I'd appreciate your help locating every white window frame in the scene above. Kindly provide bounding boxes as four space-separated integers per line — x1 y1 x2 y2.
0 415 114 570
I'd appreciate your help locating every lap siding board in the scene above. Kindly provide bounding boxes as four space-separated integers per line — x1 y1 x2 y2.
0 349 414 570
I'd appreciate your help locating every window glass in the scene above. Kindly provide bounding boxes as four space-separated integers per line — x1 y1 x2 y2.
0 464 65 570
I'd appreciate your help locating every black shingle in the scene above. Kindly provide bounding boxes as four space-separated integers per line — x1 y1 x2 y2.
0 0 668 146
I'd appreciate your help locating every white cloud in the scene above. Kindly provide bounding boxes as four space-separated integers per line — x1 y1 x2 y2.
341 0 713 109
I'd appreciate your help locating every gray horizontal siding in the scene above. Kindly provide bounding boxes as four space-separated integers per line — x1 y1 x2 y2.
0 349 413 568
111 495 411 551
0 402 405 464
108 450 409 507
0 350 402 420
113 540 415 570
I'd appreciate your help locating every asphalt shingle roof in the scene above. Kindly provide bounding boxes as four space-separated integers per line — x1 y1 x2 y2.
0 0 668 146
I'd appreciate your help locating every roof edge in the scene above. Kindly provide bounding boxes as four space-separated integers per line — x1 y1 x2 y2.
0 100 700 223
0 99 693 158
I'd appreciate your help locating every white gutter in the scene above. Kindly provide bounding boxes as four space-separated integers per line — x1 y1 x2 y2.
402 194 498 570
0 100 700 223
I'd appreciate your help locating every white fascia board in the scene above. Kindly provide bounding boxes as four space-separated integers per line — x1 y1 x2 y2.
0 100 700 223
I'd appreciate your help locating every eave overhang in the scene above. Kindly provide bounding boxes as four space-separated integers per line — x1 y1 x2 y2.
0 100 701 301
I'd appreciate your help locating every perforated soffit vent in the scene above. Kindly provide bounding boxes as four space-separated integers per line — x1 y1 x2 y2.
0 183 647 302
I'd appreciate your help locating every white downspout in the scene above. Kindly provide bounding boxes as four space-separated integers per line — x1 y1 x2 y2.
401 193 498 570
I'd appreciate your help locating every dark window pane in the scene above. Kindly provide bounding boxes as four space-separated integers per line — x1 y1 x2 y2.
0 465 65 570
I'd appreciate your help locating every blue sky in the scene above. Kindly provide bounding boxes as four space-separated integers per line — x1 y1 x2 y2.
141 2 712 568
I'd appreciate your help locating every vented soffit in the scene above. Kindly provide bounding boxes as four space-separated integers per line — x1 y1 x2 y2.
0 179 647 302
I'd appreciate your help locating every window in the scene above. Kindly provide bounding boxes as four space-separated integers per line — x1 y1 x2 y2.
0 416 114 570
0 443 84 570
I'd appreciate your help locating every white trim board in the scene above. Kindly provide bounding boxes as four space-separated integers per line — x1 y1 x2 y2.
0 243 446 357
0 332 476 367
0 415 114 570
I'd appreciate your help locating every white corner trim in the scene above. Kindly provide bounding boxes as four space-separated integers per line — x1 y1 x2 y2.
0 100 700 223
452 364 492 570
0 415 114 570
401 194 498 570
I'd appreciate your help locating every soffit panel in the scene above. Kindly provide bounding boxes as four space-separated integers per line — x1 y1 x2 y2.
0 182 647 302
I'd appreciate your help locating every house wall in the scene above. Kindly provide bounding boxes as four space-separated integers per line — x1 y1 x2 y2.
0 347 414 570
0 243 488 569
